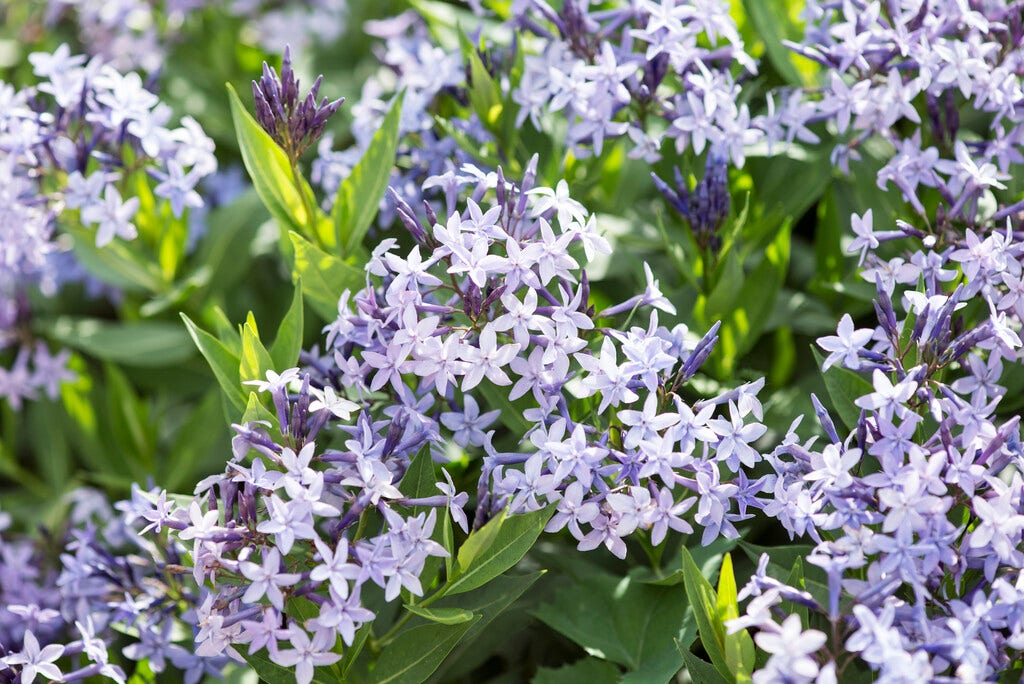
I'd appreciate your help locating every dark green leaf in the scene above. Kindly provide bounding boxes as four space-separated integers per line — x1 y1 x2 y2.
531 658 621 684
429 571 543 682
373 618 480 684
533 567 694 681
677 647 730 684
811 347 873 431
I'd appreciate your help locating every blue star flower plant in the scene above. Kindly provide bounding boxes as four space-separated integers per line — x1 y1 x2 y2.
4 1 1024 683
126 157 773 682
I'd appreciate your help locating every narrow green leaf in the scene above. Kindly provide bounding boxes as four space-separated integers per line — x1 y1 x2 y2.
403 605 475 625
677 647 729 684
240 320 275 385
226 83 310 236
181 314 247 414
718 554 755 681
373 618 479 684
270 279 304 370
333 92 405 255
39 318 194 367
447 506 552 595
289 231 366 321
459 31 502 131
680 547 731 682
741 0 807 85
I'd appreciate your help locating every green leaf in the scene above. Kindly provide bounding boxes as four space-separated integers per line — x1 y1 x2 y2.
399 447 439 501
532 565 694 681
680 547 730 682
226 83 312 237
404 605 475 625
459 31 503 131
532 658 621 684
717 554 755 682
242 649 336 684
38 318 194 367
240 317 276 385
475 380 532 435
428 571 543 681
181 314 247 414
289 231 366 321
446 506 553 595
677 647 729 684
372 618 480 684
270 279 304 370
333 92 404 256
741 0 807 86
67 225 165 293
717 219 792 374
811 347 873 431
738 542 814 578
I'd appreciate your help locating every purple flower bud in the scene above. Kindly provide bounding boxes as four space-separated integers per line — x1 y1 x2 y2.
251 46 344 160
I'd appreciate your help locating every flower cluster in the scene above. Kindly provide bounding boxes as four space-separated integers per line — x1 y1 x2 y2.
0 488 224 684
139 370 455 684
41 0 346 70
785 0 1024 224
731 213 1024 678
510 0 761 164
310 159 771 556
0 43 216 408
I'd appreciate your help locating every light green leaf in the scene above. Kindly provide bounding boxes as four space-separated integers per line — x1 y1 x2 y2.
239 319 275 385
403 605 476 625
718 554 755 682
741 0 808 86
680 547 731 682
181 314 247 414
446 507 552 595
289 231 366 321
372 618 480 684
333 92 404 256
270 279 304 370
226 83 314 237
67 225 165 293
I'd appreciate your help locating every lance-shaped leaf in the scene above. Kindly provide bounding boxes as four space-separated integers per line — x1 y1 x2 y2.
333 91 405 256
